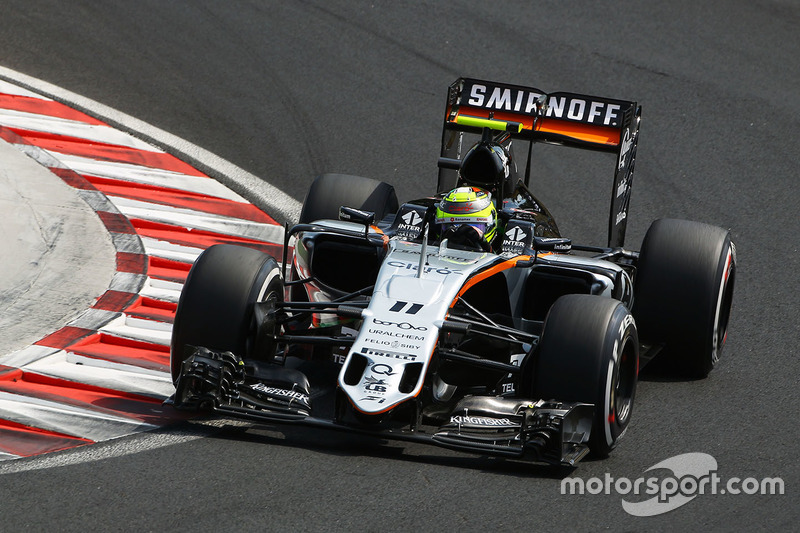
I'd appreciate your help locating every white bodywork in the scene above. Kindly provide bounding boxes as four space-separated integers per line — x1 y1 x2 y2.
337 239 499 414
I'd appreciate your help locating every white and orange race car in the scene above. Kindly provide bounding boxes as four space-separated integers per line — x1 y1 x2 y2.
169 78 736 466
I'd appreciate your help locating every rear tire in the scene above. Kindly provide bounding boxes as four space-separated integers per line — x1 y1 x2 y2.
298 173 399 224
634 219 736 378
532 295 639 458
170 244 282 384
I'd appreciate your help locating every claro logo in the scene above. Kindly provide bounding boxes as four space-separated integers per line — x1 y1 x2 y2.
387 261 463 276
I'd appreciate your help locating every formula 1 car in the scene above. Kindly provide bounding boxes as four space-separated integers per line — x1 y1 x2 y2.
169 78 736 466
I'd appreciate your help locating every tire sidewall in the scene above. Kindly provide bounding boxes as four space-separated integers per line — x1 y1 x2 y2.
634 218 735 378
593 304 638 456
532 295 639 457
170 245 281 383
708 239 736 368
251 265 285 361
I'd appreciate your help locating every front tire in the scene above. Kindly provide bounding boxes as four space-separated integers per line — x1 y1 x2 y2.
532 295 639 458
633 218 736 378
170 244 282 384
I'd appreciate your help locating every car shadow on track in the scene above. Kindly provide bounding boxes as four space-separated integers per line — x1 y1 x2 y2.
194 419 575 480
637 356 709 383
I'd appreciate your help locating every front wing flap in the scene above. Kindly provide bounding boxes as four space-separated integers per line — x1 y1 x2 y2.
172 347 312 421
433 395 593 466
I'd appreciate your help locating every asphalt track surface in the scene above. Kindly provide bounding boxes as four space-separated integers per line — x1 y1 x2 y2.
0 1 797 530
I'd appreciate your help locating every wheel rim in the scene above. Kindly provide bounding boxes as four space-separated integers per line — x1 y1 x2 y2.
711 247 735 364
612 338 637 426
247 267 283 359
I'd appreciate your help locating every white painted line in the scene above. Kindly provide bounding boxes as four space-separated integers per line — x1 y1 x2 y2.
100 315 172 346
63 353 169 380
109 232 145 255
107 195 285 242
0 419 252 471
68 308 121 331
9 141 67 169
0 345 61 369
139 237 204 263
138 277 184 303
24 352 172 397
52 153 249 202
76 189 123 214
0 108 161 152
0 79 50 99
109 272 147 294
0 66 302 223
0 391 158 442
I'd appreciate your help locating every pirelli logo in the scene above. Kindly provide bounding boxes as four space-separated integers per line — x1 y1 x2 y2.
460 80 629 128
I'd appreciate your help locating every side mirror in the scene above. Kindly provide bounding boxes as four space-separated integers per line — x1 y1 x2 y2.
514 236 573 268
533 236 572 253
339 206 375 226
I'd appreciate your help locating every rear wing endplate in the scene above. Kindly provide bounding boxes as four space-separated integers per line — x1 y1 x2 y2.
440 78 641 248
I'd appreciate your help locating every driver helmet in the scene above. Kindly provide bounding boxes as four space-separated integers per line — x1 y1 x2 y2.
435 186 497 243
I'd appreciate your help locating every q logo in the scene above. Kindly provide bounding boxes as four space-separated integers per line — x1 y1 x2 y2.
370 364 395 376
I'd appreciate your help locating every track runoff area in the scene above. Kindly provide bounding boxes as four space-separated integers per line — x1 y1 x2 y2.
0 75 290 460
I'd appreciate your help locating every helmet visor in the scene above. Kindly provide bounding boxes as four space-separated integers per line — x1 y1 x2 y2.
439 221 488 236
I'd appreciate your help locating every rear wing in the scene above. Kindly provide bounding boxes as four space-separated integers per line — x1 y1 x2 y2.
439 78 641 248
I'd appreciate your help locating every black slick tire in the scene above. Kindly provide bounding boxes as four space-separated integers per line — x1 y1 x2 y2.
633 218 736 379
170 244 282 384
532 294 639 458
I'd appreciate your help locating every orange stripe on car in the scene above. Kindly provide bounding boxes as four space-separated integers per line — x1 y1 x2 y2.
450 255 530 306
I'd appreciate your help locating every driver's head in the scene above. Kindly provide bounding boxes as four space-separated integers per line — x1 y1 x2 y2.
436 187 497 247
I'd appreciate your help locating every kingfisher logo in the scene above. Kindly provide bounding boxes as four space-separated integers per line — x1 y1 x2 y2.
450 415 515 427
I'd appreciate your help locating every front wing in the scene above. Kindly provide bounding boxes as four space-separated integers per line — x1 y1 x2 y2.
170 347 594 467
